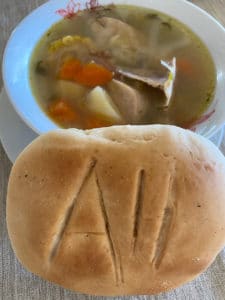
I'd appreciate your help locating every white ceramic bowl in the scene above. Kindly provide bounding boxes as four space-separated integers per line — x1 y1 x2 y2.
3 0 225 137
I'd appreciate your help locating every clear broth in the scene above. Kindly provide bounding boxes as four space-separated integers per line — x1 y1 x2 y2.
30 4 216 129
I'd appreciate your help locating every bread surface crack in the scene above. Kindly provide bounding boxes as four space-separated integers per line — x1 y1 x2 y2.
152 172 176 269
132 169 145 253
49 159 97 262
95 173 123 285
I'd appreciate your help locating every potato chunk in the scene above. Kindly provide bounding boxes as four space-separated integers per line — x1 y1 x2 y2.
86 87 123 123
55 80 87 103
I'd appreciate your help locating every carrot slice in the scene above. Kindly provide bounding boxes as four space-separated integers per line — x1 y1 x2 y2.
75 62 113 87
177 59 195 76
48 99 78 123
58 59 82 81
58 58 113 87
84 116 113 129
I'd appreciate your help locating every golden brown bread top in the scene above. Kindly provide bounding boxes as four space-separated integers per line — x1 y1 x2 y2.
6 125 225 296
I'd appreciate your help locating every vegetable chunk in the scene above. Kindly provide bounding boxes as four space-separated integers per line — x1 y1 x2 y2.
48 99 78 123
59 59 113 87
86 86 123 122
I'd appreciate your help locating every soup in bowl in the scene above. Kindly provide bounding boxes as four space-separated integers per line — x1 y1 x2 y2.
3 0 225 137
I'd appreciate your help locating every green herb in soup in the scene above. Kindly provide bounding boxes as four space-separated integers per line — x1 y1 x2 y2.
29 4 216 129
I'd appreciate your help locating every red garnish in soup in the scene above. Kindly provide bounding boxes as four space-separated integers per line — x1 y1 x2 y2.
56 0 100 19
86 0 100 10
56 0 81 19
186 109 216 131
193 109 215 126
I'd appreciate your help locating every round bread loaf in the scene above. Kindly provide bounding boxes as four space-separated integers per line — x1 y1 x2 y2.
6 125 225 296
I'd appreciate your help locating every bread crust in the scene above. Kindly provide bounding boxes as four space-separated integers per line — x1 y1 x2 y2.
6 125 225 295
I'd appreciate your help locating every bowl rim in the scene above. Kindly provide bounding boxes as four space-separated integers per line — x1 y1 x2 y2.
2 0 225 137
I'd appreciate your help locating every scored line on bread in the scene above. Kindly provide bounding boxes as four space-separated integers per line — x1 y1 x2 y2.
152 170 176 269
49 159 98 262
132 169 145 254
95 170 123 285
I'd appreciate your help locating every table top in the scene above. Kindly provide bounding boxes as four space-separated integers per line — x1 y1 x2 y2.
1 1 225 299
